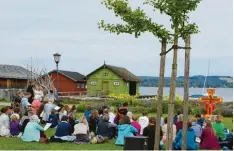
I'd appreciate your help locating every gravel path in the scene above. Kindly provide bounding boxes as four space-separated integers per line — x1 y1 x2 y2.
0 102 11 106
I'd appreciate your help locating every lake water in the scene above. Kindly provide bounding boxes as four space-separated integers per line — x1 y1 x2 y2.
139 87 233 102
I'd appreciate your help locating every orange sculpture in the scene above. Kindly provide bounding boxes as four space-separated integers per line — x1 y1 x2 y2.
199 88 223 118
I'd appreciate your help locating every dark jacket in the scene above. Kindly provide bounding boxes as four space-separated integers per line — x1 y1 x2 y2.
89 117 99 134
26 85 34 103
97 120 116 138
48 114 59 128
197 118 205 127
20 119 30 133
55 122 72 137
143 125 163 150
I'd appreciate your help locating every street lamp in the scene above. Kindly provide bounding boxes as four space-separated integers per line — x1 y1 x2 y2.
53 53 61 94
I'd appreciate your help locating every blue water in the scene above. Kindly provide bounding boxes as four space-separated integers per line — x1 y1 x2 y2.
139 87 233 102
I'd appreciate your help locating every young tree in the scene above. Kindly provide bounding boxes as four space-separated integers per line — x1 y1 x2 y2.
98 0 201 149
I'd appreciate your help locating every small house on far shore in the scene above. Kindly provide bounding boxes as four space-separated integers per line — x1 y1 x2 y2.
86 63 141 96
48 70 86 94
0 64 30 89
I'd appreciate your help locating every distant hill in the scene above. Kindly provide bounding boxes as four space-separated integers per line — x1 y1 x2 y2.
138 76 233 88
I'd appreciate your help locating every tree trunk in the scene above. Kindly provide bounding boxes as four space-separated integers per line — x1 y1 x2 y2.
182 35 191 150
154 39 167 150
167 29 179 150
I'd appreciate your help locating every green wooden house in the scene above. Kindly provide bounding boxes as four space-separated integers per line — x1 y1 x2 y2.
86 63 141 96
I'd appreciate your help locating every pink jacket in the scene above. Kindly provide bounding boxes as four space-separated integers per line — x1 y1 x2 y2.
131 121 141 136
31 99 41 115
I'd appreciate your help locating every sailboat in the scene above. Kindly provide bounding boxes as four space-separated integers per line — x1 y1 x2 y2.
189 61 210 101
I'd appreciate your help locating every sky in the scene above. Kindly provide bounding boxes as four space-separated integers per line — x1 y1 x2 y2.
0 0 233 77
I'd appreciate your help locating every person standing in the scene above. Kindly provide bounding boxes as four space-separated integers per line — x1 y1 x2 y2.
27 81 34 104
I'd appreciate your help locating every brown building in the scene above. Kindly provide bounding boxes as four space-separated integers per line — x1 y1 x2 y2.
0 64 30 89
48 70 86 94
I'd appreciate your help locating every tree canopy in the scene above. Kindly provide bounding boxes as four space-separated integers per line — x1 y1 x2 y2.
98 0 201 42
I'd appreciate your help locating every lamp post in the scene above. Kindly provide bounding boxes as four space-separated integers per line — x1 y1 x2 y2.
53 53 61 94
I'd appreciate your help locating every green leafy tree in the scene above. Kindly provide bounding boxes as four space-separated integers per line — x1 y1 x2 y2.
98 0 201 149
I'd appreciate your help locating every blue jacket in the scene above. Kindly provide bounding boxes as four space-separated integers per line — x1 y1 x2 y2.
21 121 44 142
115 124 138 145
48 114 59 127
55 122 72 137
84 110 91 121
173 128 198 150
191 122 202 137
197 118 205 127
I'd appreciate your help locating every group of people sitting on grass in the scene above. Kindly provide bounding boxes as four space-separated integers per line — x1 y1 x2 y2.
0 84 233 150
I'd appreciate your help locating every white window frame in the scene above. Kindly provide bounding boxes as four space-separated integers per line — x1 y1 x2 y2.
114 81 120 86
81 84 85 88
127 83 129 87
91 81 96 86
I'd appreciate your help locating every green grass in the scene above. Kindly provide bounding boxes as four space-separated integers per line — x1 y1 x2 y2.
0 116 232 150
0 128 123 150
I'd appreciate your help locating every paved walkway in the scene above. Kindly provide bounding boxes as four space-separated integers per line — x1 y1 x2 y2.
0 102 11 106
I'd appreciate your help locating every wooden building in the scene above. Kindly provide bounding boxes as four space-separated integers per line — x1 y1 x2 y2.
48 70 86 94
0 64 30 89
86 63 141 96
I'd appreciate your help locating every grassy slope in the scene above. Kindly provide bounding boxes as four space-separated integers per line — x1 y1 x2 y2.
0 116 232 150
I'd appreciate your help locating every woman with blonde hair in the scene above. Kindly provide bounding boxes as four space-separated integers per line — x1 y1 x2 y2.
108 107 116 124
73 116 90 143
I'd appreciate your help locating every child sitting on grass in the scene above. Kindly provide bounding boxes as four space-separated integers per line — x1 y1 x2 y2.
115 116 138 146
10 115 20 137
48 109 59 128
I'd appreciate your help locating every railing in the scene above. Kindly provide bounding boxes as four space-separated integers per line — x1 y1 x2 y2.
58 90 109 98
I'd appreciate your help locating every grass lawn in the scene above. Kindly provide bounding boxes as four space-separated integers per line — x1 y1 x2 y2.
0 116 232 150
0 128 123 150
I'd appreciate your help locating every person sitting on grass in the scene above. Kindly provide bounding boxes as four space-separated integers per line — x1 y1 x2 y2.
195 113 205 128
108 107 116 124
42 98 55 123
20 111 34 134
199 120 220 150
0 106 11 137
190 117 202 137
97 114 116 139
88 109 99 134
175 114 183 133
162 117 176 143
59 105 70 121
84 106 92 121
115 116 138 146
212 115 226 141
53 116 75 142
10 114 20 137
68 105 77 120
20 92 31 116
48 109 59 128
21 115 48 143
131 115 141 136
10 107 20 120
143 117 163 150
73 116 90 144
173 122 198 150
138 111 149 135
13 91 23 107
31 99 41 115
